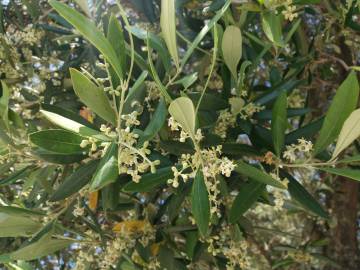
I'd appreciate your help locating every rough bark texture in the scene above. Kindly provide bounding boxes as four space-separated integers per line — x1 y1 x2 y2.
326 177 359 269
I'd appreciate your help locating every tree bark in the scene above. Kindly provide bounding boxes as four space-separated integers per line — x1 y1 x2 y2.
325 35 359 270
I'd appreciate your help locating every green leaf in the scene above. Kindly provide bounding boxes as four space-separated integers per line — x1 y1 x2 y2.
261 11 284 47
314 71 359 155
41 104 97 128
10 233 74 261
160 0 179 68
70 68 117 125
181 0 232 67
139 98 167 145
90 143 118 191
271 91 287 156
191 170 210 237
32 149 86 164
168 97 196 137
332 108 360 159
123 166 175 192
49 0 123 79
123 71 148 115
0 206 44 218
174 73 198 89
40 109 103 138
283 171 328 218
107 14 126 86
0 81 10 129
337 155 360 164
285 117 323 144
222 25 242 79
29 129 85 155
50 160 99 201
129 27 171 71
0 166 36 186
0 213 42 237
235 161 287 189
74 0 91 17
319 167 360 182
229 181 265 223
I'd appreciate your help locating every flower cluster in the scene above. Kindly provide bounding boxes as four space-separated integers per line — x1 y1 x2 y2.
214 100 264 138
207 225 252 270
283 138 313 162
168 145 235 216
80 137 98 153
282 0 298 21
168 116 203 142
117 127 159 183
214 109 237 138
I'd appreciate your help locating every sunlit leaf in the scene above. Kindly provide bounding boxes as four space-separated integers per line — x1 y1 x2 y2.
49 0 124 79
0 213 42 237
10 233 74 261
262 11 284 47
160 0 179 68
168 97 196 137
222 25 242 79
332 108 360 159
314 71 359 155
70 68 117 125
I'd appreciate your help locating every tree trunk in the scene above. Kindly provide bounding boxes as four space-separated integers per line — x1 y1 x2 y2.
325 35 359 270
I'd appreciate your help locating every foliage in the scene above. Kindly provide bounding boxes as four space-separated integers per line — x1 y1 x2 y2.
0 0 360 269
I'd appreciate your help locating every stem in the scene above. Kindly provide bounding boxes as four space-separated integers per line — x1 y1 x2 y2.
104 60 118 114
118 141 153 166
195 26 218 116
116 0 135 88
279 160 336 168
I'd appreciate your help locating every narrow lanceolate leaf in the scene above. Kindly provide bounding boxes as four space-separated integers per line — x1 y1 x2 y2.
282 171 328 219
337 155 360 164
0 81 10 129
314 71 359 155
74 0 91 17
29 129 85 155
49 0 123 79
332 109 360 159
90 143 118 191
168 97 196 137
10 233 74 261
139 98 167 145
40 110 103 138
50 160 99 201
261 11 284 47
181 0 232 67
222 25 242 79
0 166 35 186
319 167 360 182
0 213 42 237
235 161 287 189
191 170 210 237
229 181 265 223
107 14 126 87
160 0 179 68
271 91 287 156
0 206 44 217
70 68 117 125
